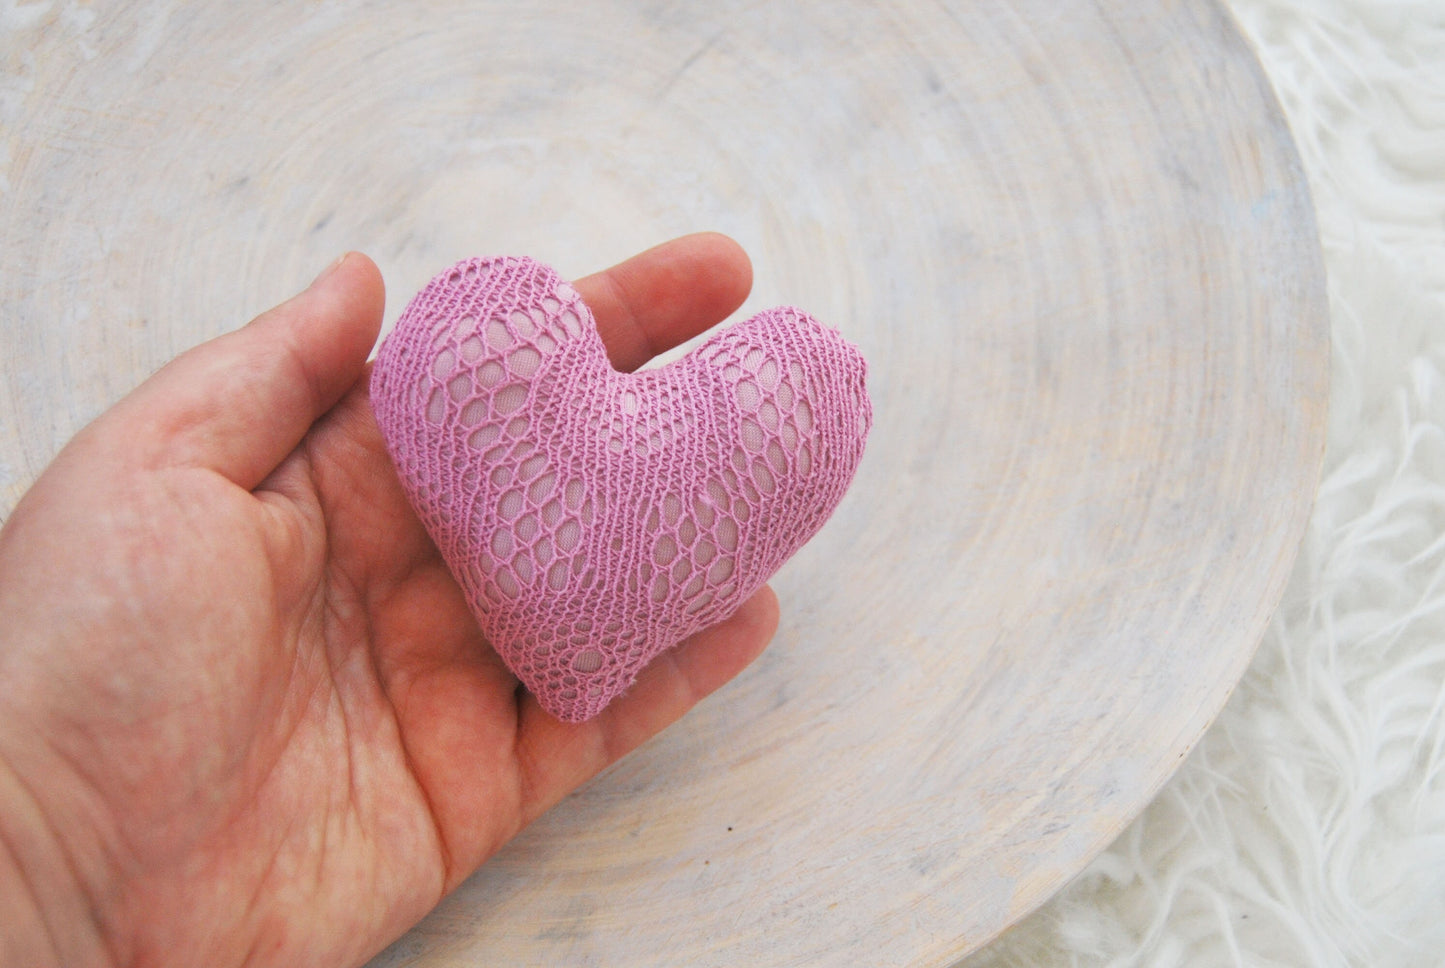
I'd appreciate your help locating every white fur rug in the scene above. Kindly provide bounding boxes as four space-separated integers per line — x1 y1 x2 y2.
963 1 1445 965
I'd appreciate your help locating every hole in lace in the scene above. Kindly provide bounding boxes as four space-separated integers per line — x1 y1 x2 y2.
752 462 775 495
758 358 779 389
431 349 456 379
547 560 569 591
460 335 485 363
767 440 787 473
468 424 501 449
510 310 537 339
741 420 764 452
425 388 446 424
476 360 505 388
572 650 603 673
515 513 539 542
758 401 779 431
693 498 715 528
708 557 734 583
694 539 716 565
529 472 557 503
447 374 471 402
557 519 581 552
486 317 513 349
653 534 677 565
495 384 527 414
460 398 489 426
509 346 542 377
736 381 761 410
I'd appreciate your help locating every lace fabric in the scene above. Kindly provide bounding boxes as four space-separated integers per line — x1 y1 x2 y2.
371 256 870 721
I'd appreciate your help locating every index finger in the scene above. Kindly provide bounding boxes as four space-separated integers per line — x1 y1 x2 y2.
572 232 753 372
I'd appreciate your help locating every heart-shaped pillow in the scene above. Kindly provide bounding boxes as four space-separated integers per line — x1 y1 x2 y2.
371 256 870 721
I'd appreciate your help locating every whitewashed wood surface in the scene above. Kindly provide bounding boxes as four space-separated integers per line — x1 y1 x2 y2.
0 2 1329 965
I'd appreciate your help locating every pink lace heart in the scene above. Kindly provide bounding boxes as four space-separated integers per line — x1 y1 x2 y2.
370 256 870 721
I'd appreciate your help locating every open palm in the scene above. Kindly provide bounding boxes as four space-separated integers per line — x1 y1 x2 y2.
0 235 777 968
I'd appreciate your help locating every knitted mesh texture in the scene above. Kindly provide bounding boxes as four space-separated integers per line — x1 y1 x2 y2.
371 256 871 721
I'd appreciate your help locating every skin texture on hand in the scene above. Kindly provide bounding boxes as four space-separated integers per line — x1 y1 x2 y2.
0 235 779 968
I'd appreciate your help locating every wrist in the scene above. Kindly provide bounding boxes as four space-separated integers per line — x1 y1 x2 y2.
0 745 118 968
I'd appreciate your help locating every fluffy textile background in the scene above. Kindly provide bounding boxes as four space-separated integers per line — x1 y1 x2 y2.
963 1 1445 965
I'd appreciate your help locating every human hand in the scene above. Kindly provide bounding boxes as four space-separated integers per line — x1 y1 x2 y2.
0 234 778 968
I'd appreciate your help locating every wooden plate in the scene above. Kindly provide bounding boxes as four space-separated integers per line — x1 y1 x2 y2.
0 1 1328 964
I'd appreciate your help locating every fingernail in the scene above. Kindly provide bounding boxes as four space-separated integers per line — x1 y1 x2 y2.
309 252 350 289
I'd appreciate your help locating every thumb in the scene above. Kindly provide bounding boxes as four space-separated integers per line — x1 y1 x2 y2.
104 252 385 489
